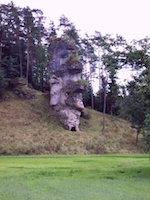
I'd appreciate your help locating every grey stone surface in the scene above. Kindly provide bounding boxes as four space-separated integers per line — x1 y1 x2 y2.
47 38 84 131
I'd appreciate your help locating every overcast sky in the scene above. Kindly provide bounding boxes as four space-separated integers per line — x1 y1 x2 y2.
1 0 150 42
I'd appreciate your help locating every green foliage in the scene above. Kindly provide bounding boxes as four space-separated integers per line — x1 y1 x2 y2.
118 38 150 147
0 2 48 92
0 67 8 95
67 53 80 65
143 112 150 151
119 81 146 130
59 15 81 47
82 80 94 108
76 79 88 88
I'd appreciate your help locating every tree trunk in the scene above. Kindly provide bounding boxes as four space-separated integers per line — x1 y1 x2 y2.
26 37 30 86
40 65 44 91
102 86 107 134
0 29 2 67
17 34 23 77
0 44 2 68
90 65 94 109
135 128 140 146
91 86 94 109
28 50 33 85
14 24 23 77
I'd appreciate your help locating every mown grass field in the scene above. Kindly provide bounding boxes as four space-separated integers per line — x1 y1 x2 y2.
0 154 150 200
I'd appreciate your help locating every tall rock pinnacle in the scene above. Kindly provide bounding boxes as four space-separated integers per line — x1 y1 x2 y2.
47 38 84 131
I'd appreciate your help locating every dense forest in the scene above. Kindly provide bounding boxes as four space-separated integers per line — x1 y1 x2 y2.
0 2 150 150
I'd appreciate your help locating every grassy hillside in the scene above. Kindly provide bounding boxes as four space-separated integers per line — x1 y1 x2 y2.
0 90 144 155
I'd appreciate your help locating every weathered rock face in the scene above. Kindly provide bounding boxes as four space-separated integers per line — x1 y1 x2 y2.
47 38 84 131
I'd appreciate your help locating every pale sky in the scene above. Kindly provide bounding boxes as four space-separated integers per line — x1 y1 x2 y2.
1 0 150 42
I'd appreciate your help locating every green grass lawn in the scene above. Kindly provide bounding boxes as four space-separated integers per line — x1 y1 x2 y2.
0 154 150 200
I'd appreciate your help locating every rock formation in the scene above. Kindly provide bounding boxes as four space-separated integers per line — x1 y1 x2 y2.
10 77 35 99
47 38 84 131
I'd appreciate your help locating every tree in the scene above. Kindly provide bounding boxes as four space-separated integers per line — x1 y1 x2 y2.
8 2 23 77
81 35 98 109
82 79 94 108
0 2 49 92
31 9 48 91
120 81 146 145
0 67 8 96
119 37 150 145
23 7 35 86
22 7 48 88
91 32 127 132
58 15 80 47
0 3 20 80
143 112 150 150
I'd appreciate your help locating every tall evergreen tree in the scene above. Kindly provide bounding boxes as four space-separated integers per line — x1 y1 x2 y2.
81 35 98 109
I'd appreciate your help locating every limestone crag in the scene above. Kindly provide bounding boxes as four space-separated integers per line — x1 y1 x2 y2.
48 38 84 131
